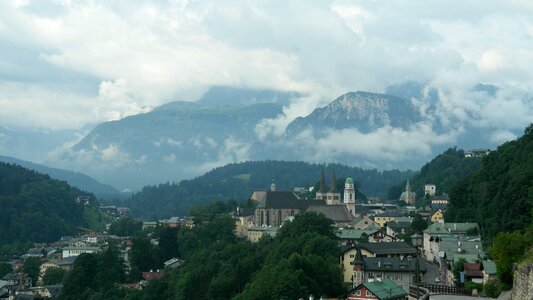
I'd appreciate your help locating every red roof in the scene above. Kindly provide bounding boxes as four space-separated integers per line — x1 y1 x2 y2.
463 263 481 271
142 272 163 281
464 263 483 278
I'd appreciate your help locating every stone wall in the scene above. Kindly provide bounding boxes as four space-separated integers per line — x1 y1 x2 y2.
512 264 533 300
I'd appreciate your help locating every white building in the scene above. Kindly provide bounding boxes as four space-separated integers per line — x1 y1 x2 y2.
62 246 100 258
424 184 436 197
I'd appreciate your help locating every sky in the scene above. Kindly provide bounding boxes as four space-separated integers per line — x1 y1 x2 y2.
1 0 532 131
1 0 533 187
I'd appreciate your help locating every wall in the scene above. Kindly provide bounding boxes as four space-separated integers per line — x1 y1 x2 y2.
512 264 533 300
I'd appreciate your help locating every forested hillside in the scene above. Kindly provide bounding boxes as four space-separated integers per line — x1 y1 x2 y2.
0 155 121 199
125 160 415 219
57 213 345 300
388 148 482 201
447 125 533 243
0 163 105 255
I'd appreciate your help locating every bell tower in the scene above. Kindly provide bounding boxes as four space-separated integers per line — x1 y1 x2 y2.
344 177 356 216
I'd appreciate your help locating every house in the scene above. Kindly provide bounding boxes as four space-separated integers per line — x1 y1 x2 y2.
465 148 490 158
164 217 180 228
39 262 60 279
422 222 480 260
61 246 100 258
385 221 411 239
424 184 436 197
430 194 449 210
246 226 278 243
86 232 98 244
352 216 380 230
142 221 158 230
163 258 184 269
433 238 484 285
142 271 163 281
234 207 256 238
463 263 483 284
47 257 77 271
337 228 393 245
373 211 404 228
340 242 419 284
347 245 424 292
430 210 444 223
345 279 408 300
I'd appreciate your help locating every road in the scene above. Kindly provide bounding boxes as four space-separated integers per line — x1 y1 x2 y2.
422 261 441 284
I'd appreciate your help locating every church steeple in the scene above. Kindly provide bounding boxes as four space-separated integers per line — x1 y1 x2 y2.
270 178 276 191
406 179 411 192
319 170 327 193
330 169 337 192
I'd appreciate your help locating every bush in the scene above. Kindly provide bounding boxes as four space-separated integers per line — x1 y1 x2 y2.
483 279 501 298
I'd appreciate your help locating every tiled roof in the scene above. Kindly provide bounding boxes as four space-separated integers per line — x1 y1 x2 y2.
359 242 417 256
336 228 379 239
362 256 426 273
305 204 353 223
424 222 479 235
363 279 408 299
374 211 403 218
386 221 411 229
255 191 303 209
438 239 484 263
340 242 417 256
482 260 497 275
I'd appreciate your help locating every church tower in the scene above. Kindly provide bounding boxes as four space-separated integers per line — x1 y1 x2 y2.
344 177 356 216
326 170 341 205
270 178 276 191
352 246 365 288
316 170 327 201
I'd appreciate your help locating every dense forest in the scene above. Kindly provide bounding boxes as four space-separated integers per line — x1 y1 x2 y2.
0 162 106 256
388 147 482 202
446 125 533 243
124 160 415 219
56 212 345 300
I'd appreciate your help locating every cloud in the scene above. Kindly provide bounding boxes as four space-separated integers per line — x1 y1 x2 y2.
1 0 533 177
287 123 458 164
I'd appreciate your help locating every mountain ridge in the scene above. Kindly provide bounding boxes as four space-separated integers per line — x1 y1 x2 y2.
0 155 121 199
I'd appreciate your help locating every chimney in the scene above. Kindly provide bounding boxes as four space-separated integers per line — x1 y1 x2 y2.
378 261 381 267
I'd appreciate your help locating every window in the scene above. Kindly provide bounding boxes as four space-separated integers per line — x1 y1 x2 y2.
366 290 373 297
350 254 354 258
355 290 361 296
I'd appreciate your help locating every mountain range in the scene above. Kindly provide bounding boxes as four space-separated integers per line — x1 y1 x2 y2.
1 83 517 191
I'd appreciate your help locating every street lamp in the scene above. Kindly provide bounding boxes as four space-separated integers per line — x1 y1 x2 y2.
411 233 423 298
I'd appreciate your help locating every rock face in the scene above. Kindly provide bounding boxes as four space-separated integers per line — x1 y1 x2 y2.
512 264 533 300
286 91 421 134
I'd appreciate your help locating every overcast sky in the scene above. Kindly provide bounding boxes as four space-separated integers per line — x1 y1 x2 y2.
1 0 532 133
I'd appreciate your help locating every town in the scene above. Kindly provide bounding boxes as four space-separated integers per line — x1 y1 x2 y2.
0 167 506 300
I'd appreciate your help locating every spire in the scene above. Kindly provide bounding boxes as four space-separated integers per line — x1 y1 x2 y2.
330 169 337 192
270 178 276 191
319 170 327 193
353 246 364 266
406 179 411 192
